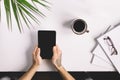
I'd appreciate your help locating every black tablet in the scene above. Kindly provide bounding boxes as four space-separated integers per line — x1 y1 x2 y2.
38 30 56 59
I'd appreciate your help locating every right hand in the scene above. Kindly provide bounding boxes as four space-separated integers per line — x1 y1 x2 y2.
52 45 62 68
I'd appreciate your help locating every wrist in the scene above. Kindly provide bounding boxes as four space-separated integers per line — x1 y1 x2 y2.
56 66 65 72
54 64 63 70
32 64 40 69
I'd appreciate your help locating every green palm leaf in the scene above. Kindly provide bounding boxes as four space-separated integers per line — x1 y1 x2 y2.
32 0 50 9
18 0 45 16
0 0 1 21
18 7 30 29
11 0 22 32
4 0 12 29
18 4 40 25
3 0 49 33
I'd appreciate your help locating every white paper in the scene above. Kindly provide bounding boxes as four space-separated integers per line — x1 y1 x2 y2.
92 44 113 65
97 25 120 74
91 54 115 70
91 25 113 67
91 24 118 67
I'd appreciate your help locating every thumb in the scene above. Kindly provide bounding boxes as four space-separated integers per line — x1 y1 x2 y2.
38 48 40 55
36 48 40 56
53 46 57 56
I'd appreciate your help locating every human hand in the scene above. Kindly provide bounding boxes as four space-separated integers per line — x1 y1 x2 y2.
19 47 41 80
52 45 62 68
32 46 42 67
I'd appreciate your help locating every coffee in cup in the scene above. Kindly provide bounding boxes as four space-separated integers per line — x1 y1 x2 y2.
71 19 89 35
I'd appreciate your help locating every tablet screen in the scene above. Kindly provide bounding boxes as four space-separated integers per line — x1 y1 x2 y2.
38 30 56 59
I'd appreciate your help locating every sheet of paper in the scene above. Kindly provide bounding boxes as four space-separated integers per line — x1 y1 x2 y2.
91 23 120 69
92 22 120 56
91 25 113 67
91 24 118 64
91 43 114 69
97 25 120 74
92 44 113 65
91 54 115 70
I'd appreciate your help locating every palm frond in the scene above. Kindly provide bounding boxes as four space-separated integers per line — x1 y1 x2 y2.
4 0 12 30
3 0 49 33
18 4 40 25
32 0 50 9
0 0 1 21
17 0 45 16
18 7 30 29
11 0 22 32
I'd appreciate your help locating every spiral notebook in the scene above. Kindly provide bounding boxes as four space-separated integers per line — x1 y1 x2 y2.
97 25 120 74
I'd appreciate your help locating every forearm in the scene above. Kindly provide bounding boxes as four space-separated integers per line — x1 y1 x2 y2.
19 65 39 80
56 66 75 80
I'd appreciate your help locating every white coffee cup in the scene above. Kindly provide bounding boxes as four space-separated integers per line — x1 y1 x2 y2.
71 19 89 35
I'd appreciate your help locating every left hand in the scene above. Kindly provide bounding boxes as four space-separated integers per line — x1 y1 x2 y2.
32 46 42 67
52 45 62 68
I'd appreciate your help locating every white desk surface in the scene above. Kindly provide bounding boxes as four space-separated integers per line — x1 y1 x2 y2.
0 0 120 71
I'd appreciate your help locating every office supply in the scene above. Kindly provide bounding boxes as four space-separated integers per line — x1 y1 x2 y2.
91 25 114 68
91 23 119 69
92 21 120 59
97 25 120 74
92 44 113 65
91 54 115 70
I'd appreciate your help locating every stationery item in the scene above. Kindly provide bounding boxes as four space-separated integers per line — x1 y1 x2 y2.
92 21 120 58
97 25 120 74
91 54 115 70
91 24 118 69
92 44 113 65
92 25 114 65
38 30 56 59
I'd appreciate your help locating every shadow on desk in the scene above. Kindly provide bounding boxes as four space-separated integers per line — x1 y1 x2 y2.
0 72 120 80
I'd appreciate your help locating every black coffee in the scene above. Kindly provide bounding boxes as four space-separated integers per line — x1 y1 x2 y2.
73 20 85 32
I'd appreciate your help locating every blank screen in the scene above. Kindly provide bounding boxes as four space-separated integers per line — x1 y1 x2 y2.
38 31 56 59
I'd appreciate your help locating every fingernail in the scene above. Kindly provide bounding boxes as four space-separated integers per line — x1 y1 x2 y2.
37 48 39 51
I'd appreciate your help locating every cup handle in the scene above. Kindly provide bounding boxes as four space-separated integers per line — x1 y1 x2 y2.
86 30 89 33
